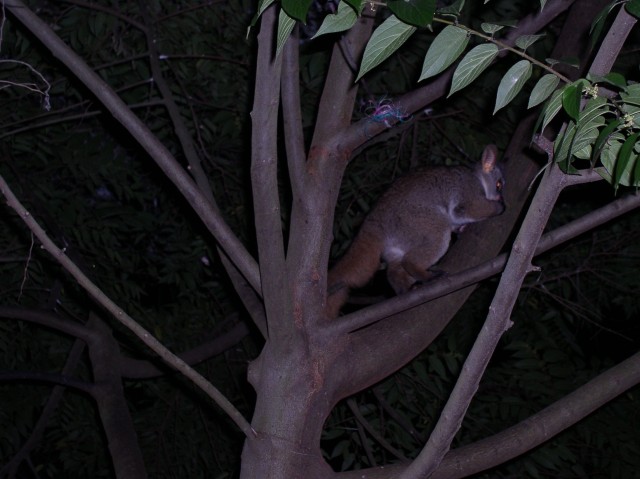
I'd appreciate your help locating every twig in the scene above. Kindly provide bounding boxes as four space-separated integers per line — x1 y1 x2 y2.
17 232 33 301
249 4 290 336
399 161 568 479
282 31 307 199
347 398 407 462
4 0 261 294
0 173 256 437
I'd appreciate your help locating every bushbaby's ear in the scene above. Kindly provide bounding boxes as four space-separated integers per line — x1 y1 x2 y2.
481 144 498 172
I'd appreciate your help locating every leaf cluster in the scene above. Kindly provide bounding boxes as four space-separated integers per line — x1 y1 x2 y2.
261 0 640 191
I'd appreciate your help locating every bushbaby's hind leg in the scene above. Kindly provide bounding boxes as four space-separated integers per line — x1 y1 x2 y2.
387 259 443 294
386 260 416 294
326 284 350 318
400 246 448 281
391 231 452 293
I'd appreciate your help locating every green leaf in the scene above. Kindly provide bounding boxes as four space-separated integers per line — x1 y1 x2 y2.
281 0 314 23
620 83 640 106
614 133 640 189
413 361 429 381
537 87 564 133
313 1 359 39
528 74 560 109
481 23 504 35
555 97 608 167
625 0 640 18
600 139 619 181
568 97 608 161
388 0 436 28
449 43 498 96
590 1 616 33
555 98 609 171
623 105 640 128
494 60 532 114
590 1 617 46
437 0 465 17
488 19 519 28
275 9 297 58
343 0 363 11
356 15 417 81
515 33 545 51
553 123 577 171
543 349 567 363
419 26 469 81
429 355 447 378
558 56 580 68
248 0 276 32
444 354 459 375
592 118 622 166
561 84 581 120
587 71 627 88
577 96 608 129
634 148 640 186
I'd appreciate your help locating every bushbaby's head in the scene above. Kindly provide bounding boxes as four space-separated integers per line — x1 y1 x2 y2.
476 144 505 212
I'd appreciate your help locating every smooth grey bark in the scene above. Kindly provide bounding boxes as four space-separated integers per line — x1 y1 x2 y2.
240 6 377 478
337 348 640 479
87 315 148 479
400 164 602 479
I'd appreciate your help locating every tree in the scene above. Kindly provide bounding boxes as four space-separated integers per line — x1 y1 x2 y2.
1 0 639 478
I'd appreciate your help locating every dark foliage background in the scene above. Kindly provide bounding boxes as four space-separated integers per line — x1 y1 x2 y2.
0 1 638 477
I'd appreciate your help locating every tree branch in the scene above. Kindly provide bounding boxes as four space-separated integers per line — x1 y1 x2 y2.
137 0 213 201
401 5 638 470
327 189 640 336
337 0 576 154
0 173 255 437
283 7 375 327
4 0 261 294
0 337 86 478
250 5 290 339
347 398 407 461
309 5 375 151
0 306 94 342
137 1 267 332
220 249 268 337
87 314 147 477
282 31 307 199
399 163 568 479
59 0 147 31
432 351 640 479
119 319 250 379
0 370 95 395
336 349 640 479
589 5 637 77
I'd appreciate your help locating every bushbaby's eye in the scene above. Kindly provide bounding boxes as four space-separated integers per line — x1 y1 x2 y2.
496 179 503 191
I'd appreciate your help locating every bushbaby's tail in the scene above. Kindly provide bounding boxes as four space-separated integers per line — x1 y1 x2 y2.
326 232 382 318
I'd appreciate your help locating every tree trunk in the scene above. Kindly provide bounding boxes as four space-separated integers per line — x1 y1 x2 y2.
240 338 338 479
